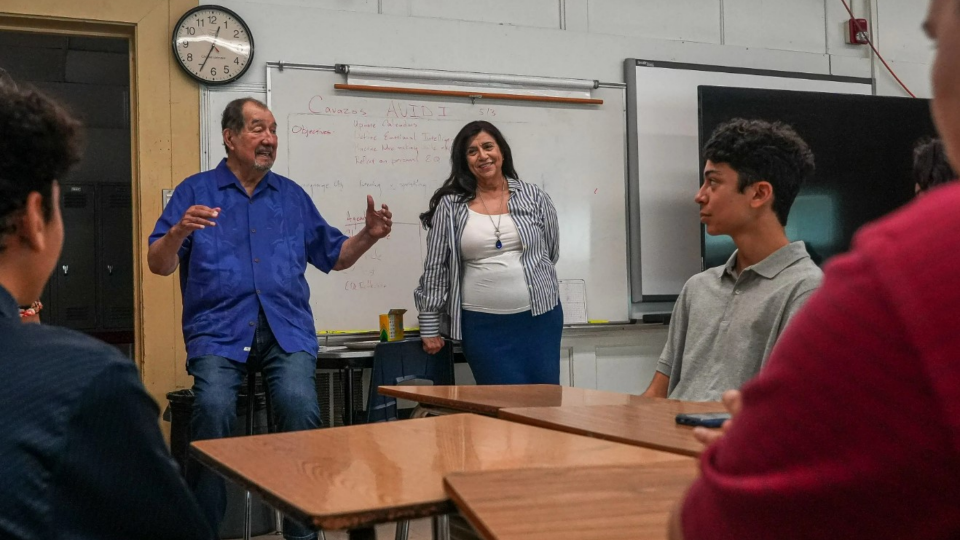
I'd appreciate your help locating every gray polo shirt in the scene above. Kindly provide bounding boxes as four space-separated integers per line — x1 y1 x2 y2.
658 241 823 401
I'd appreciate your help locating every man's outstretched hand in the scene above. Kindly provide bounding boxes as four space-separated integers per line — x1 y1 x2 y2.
365 195 392 239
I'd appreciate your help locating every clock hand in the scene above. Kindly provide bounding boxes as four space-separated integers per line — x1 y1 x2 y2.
197 26 221 73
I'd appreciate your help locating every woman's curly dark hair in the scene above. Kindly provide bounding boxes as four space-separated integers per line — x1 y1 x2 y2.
0 82 83 252
703 118 815 226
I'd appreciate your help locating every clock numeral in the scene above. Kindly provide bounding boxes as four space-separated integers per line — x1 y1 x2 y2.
186 27 196 36
208 15 217 23
186 53 193 62
197 19 204 27
224 20 229 29
234 58 240 65
224 65 231 75
234 30 240 39
211 67 217 76
181 40 189 48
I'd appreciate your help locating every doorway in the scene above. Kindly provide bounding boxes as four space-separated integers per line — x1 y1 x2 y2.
0 30 135 357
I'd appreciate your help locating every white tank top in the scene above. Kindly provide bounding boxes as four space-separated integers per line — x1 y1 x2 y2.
460 208 531 314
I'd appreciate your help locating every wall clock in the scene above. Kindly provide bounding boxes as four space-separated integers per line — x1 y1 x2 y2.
172 5 254 85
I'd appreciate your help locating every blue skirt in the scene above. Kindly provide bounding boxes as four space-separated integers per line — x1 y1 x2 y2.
460 303 563 385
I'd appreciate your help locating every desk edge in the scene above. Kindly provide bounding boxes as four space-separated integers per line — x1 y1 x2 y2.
188 444 457 530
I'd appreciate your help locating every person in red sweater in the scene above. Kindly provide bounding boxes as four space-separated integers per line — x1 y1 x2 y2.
671 1 960 538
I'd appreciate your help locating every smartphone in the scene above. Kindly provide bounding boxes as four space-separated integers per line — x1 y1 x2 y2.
675 412 731 428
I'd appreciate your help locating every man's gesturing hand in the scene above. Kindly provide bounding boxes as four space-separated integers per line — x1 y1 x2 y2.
172 205 220 239
364 195 392 239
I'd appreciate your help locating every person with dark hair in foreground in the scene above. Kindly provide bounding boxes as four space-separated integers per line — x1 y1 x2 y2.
671 1 960 538
913 137 956 194
0 85 213 539
415 121 562 384
148 98 392 540
642 118 823 402
1 67 43 325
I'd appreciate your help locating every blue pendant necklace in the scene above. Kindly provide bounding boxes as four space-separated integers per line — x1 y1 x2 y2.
478 180 507 249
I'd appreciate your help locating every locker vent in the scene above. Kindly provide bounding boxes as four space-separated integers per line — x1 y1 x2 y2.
63 192 89 208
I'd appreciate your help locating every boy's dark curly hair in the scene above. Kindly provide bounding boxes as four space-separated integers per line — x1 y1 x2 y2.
703 118 815 226
0 82 83 252
912 138 956 193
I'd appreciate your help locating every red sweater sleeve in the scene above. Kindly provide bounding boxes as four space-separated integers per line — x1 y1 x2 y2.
681 194 960 539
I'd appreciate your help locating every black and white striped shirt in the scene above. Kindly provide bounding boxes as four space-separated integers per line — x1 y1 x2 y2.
415 178 560 339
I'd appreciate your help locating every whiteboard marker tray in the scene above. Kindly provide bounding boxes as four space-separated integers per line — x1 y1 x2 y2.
343 340 382 350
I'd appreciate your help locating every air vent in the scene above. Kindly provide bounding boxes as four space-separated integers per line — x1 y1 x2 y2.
317 372 332 426
63 192 89 208
108 191 131 208
64 306 91 322
105 306 133 326
316 371 363 428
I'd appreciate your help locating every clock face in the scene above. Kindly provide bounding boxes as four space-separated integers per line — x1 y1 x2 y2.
172 6 254 85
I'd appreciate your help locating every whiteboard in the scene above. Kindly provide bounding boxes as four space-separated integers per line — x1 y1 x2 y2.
201 65 630 332
624 59 872 301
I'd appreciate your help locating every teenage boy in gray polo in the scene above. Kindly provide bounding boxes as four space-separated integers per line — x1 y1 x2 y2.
642 119 823 402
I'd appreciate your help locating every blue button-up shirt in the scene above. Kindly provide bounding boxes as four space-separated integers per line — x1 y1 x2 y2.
149 159 347 362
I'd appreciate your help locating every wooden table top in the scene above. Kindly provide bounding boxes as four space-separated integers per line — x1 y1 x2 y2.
190 413 688 531
377 384 646 416
499 401 726 457
444 460 698 540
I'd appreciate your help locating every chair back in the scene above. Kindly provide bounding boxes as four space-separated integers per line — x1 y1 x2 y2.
365 339 455 423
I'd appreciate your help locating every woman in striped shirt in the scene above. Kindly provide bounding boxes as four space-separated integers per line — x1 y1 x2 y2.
414 121 563 384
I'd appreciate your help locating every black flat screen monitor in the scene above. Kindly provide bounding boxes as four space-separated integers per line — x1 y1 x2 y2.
698 85 936 270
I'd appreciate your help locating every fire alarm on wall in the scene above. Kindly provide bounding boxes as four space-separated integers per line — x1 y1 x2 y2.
847 18 870 45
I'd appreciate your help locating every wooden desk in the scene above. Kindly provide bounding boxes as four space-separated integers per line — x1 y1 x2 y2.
444 460 697 540
190 413 687 537
378 384 645 417
499 401 726 457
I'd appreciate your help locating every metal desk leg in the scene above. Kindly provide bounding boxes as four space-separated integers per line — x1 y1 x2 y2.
395 520 409 540
244 372 256 540
244 492 252 540
432 514 450 540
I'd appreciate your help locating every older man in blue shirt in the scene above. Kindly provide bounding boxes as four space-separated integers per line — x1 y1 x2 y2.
148 98 392 540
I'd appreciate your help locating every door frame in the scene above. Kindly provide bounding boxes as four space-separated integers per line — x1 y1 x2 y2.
0 1 200 415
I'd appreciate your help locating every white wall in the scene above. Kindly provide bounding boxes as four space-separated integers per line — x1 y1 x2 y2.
214 0 932 96
206 0 934 392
